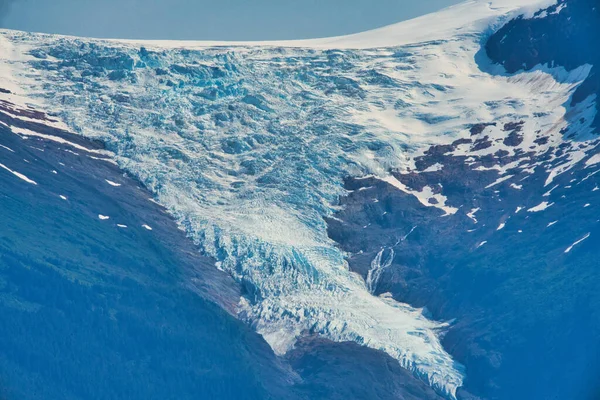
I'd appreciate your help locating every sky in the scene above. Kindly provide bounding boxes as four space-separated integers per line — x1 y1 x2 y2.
0 0 461 41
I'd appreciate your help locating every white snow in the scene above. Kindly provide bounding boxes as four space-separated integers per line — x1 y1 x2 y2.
105 179 122 187
528 201 553 212
467 208 480 223
366 248 394 294
37 0 556 50
551 2 568 15
580 169 600 183
378 175 458 216
59 195 67 200
89 155 118 165
564 233 590 253
98 214 110 220
422 163 444 172
543 184 559 197
485 175 514 189
142 224 153 230
586 153 600 167
0 162 37 185
10 126 109 155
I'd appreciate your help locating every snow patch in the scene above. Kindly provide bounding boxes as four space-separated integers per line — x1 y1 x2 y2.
105 179 122 187
467 207 480 223
379 175 458 216
0 162 37 185
0 144 14 152
528 201 553 212
366 248 394 294
564 233 590 253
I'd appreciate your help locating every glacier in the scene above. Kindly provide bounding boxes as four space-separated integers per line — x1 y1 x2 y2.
0 0 591 397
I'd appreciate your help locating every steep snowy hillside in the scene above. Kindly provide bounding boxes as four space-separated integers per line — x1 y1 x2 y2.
0 0 598 398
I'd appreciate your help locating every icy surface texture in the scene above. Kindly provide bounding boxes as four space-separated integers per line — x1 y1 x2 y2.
0 0 590 396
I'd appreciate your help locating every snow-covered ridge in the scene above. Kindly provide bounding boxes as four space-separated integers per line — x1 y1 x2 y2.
0 0 588 398
1 0 555 50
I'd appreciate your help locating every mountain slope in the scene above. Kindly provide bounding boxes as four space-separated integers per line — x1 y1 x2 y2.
0 64 443 400
486 0 599 130
328 0 600 398
0 0 598 398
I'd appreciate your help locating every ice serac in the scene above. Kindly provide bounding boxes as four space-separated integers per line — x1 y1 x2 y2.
0 0 585 397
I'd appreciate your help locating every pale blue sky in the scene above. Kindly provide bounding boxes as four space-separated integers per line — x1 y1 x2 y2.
2 0 460 40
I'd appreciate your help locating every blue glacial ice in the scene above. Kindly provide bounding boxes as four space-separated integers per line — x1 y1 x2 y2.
0 0 585 395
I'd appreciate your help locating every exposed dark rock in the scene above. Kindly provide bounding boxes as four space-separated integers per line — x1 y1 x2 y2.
328 109 600 399
486 0 600 130
471 136 492 151
503 130 523 147
287 337 442 400
470 123 496 136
